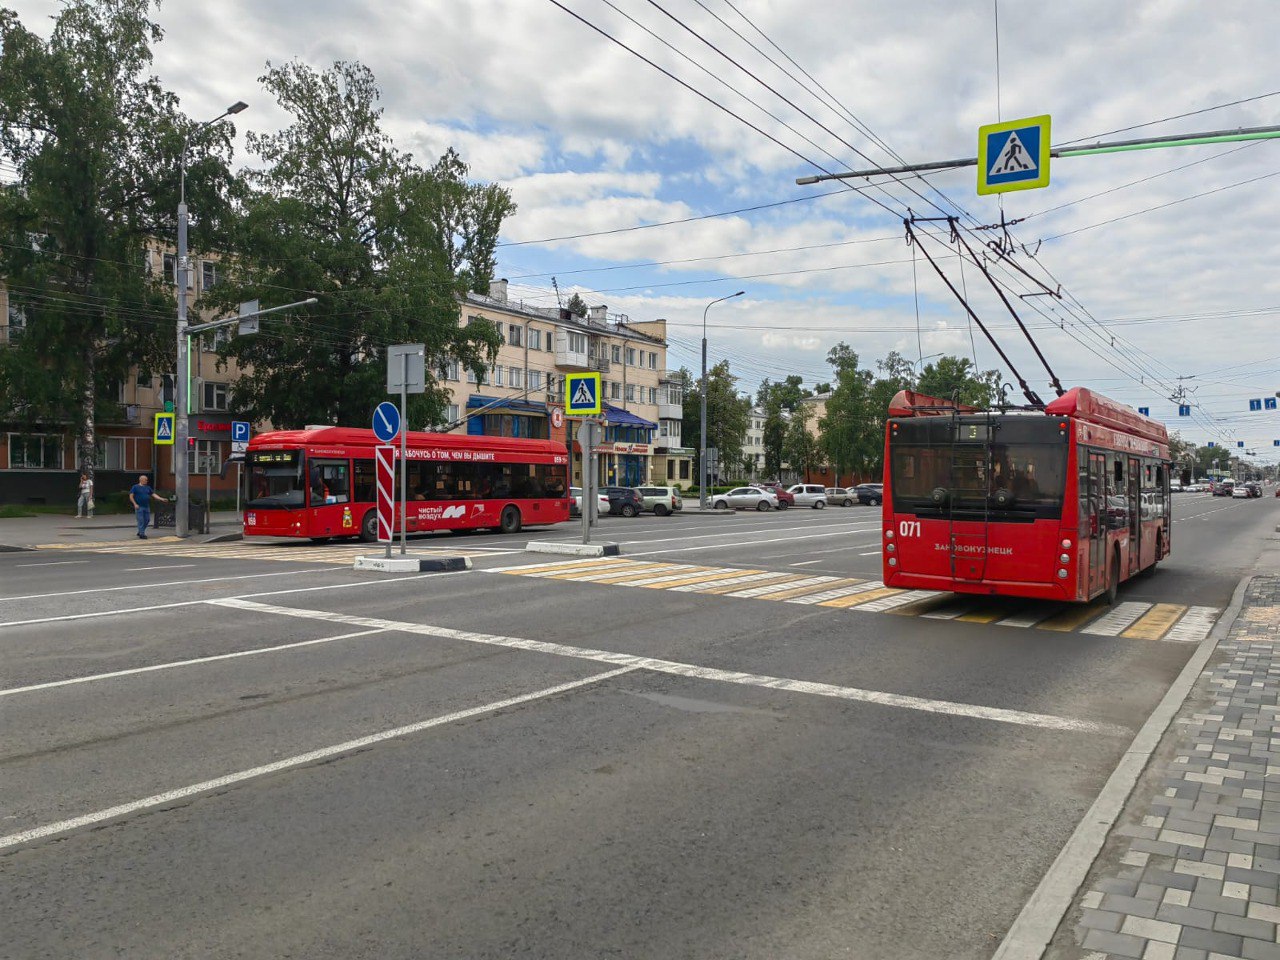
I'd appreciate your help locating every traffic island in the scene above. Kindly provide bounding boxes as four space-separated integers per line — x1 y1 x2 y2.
525 540 621 558
353 555 472 573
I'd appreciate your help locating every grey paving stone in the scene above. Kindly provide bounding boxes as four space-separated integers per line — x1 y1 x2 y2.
1241 935 1280 959
1226 866 1280 887
1077 907 1124 933
1202 849 1229 865
1138 882 1169 901
1173 947 1207 960
1189 890 1249 916
1145 868 1200 891
1098 877 1142 895
1213 912 1277 940
1103 893 1162 919
1156 903 1217 929
1082 927 1148 957
1177 924 1242 954
1135 838 1190 856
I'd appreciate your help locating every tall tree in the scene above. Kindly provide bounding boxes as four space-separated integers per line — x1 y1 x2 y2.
681 360 750 479
915 355 1001 407
818 343 876 478
564 292 588 318
215 60 512 429
782 403 819 477
756 374 810 478
0 0 231 481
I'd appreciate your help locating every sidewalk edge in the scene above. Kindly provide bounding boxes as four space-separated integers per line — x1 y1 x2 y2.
990 572 1255 960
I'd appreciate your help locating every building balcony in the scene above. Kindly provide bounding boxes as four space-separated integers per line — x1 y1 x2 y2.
658 402 682 420
590 354 611 373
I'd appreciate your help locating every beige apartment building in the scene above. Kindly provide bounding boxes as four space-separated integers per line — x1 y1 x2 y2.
445 281 692 487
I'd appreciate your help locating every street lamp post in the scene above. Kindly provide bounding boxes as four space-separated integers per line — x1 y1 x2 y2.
175 100 246 538
700 290 745 510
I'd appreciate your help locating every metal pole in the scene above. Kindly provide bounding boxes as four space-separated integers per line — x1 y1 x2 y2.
699 332 707 510
204 457 211 534
400 353 408 556
235 462 241 517
175 199 189 537
580 420 591 545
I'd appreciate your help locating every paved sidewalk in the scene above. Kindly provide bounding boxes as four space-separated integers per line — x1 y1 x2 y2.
0 510 241 548
1052 576 1280 960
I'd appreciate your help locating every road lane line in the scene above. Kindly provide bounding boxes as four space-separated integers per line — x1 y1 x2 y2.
1122 603 1189 640
0 629 389 697
1080 601 1152 636
629 529 883 557
14 560 91 567
0 568 332 604
123 564 199 572
211 599 1123 735
791 560 824 566
0 665 640 852
1037 602 1108 633
859 550 881 556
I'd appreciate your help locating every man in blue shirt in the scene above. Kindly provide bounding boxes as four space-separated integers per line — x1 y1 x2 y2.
128 474 168 539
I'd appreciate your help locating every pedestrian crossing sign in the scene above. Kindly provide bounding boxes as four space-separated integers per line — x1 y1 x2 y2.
153 412 175 445
565 372 602 416
977 114 1051 195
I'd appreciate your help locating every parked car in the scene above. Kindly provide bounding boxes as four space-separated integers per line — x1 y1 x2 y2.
604 486 644 517
637 485 683 516
569 486 610 517
756 481 794 509
787 483 829 509
825 486 855 507
712 486 778 511
855 482 884 506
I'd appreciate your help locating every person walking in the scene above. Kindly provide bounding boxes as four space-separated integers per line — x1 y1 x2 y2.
128 474 167 539
75 471 94 519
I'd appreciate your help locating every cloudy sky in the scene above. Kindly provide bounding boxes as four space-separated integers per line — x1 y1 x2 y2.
12 0 1280 462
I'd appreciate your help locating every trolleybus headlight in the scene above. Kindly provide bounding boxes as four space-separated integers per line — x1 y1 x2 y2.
1061 539 1072 549
885 529 893 539
1060 553 1070 564
886 543 895 553
888 557 897 567
1056 568 1068 579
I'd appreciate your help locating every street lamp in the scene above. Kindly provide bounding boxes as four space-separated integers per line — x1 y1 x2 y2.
175 100 247 538
700 290 745 510
910 352 943 385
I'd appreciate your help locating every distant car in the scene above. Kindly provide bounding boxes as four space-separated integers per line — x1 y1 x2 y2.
1232 484 1250 499
1214 480 1235 497
569 486 610 517
756 481 794 509
712 486 778 511
855 483 884 506
637 485 683 516
1245 481 1262 498
825 486 855 507
604 486 644 517
787 483 828 509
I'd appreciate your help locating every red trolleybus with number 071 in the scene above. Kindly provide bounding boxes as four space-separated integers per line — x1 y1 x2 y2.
881 387 1171 603
243 427 570 541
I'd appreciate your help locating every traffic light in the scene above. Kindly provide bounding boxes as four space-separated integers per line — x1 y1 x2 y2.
187 437 196 449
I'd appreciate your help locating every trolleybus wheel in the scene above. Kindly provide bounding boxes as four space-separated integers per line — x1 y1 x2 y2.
359 510 378 542
499 505 523 534
1106 548 1120 605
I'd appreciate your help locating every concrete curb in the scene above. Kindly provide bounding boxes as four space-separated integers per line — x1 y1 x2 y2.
354 555 473 573
202 532 244 544
525 540 621 558
991 572 1255 960
0 543 34 552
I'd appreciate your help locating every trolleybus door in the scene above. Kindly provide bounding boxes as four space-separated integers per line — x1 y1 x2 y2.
1088 452 1106 596
1127 456 1142 577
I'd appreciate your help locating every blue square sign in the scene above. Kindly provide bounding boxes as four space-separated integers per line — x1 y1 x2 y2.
1267 397 1278 410
1178 405 1191 417
977 115 1051 195
1137 407 1149 416
1250 399 1262 411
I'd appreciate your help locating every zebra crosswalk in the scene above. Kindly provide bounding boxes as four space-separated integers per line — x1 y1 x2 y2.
31 539 502 566
487 558 1220 643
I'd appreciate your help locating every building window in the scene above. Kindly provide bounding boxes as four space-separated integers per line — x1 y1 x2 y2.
439 359 459 381
659 421 670 438
567 331 587 354
528 369 542 391
163 253 176 283
97 437 126 470
8 433 62 469
610 381 621 400
445 403 459 423
650 352 659 369
546 333 554 352
202 381 229 411
188 439 227 476
201 261 218 289
5 301 27 341
626 347 636 366
507 324 522 347
494 366 504 387
529 328 541 351
648 387 657 404
466 367 477 384
509 366 523 389
626 384 635 402
136 371 152 389
611 345 621 364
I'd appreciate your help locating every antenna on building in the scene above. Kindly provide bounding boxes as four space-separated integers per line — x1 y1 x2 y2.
551 276 563 308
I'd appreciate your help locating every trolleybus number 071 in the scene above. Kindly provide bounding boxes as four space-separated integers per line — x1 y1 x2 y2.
898 520 921 538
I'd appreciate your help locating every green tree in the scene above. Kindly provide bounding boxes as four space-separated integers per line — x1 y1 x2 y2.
782 403 819 477
681 360 750 481
756 374 810 477
216 60 513 429
914 355 1001 407
565 292 588 318
0 0 232 481
818 343 876 478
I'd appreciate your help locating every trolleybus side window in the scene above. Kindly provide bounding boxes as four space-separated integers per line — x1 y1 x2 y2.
353 458 375 504
309 459 350 505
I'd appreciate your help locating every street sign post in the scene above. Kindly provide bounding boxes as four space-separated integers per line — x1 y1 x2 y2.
373 401 401 443
154 412 175 445
386 345 423 556
375 444 395 559
231 420 250 453
565 372 602 416
577 420 600 544
977 115 1051 195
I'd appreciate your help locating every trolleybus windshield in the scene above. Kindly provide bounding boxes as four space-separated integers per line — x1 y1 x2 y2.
245 449 305 509
890 417 1068 521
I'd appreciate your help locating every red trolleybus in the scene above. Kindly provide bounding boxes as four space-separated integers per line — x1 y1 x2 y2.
882 387 1171 603
243 427 570 541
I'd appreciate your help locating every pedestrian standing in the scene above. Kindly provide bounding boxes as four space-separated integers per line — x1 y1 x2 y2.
75 471 94 519
128 474 167 539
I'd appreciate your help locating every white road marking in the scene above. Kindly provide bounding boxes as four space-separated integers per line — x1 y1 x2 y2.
791 560 824 566
0 665 640 853
0 629 388 697
629 528 879 557
859 550 881 556
213 598 1122 736
1080 601 1152 636
922 601 976 621
725 576 833 598
123 564 199 572
996 608 1059 629
785 581 883 605
669 571 781 593
14 560 90 567
1164 606 1221 643
858 590 938 612
0 567 331 603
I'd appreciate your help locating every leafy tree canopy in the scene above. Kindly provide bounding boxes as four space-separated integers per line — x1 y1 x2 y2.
915 355 1001 408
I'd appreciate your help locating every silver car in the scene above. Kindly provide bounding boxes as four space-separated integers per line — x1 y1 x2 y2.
712 486 778 511
787 483 828 509
825 486 855 506
637 485 683 516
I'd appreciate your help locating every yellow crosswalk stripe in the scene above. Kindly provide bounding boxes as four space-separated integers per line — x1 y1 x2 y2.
637 569 748 589
551 563 683 583
1037 602 1106 632
500 558 623 575
956 607 1009 624
693 572 796 595
1122 603 1189 640
817 586 901 608
758 579 861 601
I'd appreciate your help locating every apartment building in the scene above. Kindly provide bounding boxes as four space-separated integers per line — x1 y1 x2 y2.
445 281 691 488
0 249 251 505
744 406 767 478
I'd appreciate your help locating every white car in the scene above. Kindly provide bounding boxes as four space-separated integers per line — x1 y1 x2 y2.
712 486 778 511
787 483 829 509
569 486 610 516
1232 485 1251 499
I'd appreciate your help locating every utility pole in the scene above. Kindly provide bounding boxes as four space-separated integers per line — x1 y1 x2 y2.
700 291 744 509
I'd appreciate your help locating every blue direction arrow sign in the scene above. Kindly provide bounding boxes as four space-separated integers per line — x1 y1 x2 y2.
373 401 401 443
1267 397 1278 410
1178 405 1191 417
977 115 1051 195
1250 399 1262 411
1238 441 1246 448
1138 406 1150 416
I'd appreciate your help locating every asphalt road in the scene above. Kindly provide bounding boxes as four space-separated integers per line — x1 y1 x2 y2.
2 492 1277 959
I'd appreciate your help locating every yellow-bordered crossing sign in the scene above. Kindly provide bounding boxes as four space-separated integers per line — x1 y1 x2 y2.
154 412 175 445
977 114 1051 195
565 372 602 416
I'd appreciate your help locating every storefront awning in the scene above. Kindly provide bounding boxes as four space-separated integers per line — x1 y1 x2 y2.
467 394 548 415
602 404 656 430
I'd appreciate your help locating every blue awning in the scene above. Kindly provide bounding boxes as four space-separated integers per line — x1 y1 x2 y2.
602 404 656 430
467 394 548 415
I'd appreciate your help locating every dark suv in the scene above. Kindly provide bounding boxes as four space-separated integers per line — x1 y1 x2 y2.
855 483 884 506
604 486 643 517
